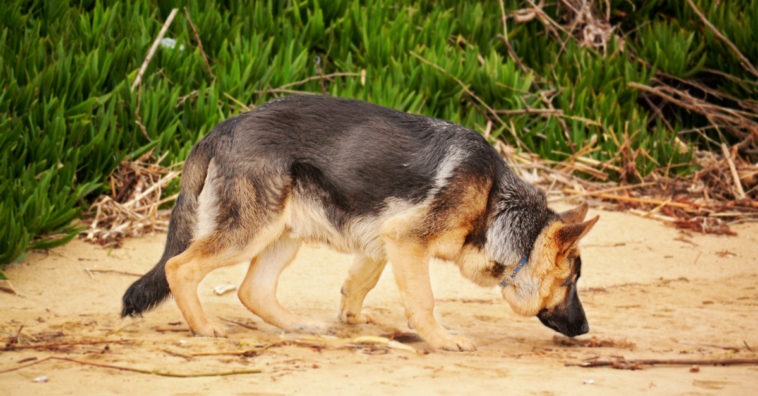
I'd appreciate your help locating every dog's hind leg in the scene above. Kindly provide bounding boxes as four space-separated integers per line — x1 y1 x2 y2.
338 255 386 324
164 242 253 337
165 215 290 337
237 235 325 334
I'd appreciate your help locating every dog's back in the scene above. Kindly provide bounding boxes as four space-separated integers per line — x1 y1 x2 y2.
232 95 502 213
198 96 508 253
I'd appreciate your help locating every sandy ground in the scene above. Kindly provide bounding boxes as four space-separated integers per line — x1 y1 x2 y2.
1 208 757 395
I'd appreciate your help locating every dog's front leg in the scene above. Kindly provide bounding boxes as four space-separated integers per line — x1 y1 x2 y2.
339 255 386 324
383 238 477 352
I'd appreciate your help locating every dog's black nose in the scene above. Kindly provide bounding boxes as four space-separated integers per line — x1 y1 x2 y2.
537 308 589 337
562 321 588 337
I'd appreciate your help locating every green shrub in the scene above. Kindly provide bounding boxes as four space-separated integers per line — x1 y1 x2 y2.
1 0 755 270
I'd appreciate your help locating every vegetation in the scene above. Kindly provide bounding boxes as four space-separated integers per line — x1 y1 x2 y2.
2 0 756 271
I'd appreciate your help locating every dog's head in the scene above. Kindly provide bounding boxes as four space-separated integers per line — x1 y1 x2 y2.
500 204 597 337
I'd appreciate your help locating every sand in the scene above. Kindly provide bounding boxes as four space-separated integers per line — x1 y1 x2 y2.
1 208 757 395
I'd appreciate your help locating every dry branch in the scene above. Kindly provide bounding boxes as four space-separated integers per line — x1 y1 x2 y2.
563 189 696 210
498 0 529 74
678 340 741 352
254 72 361 98
219 317 258 331
81 152 180 247
409 51 528 150
545 144 757 235
278 72 362 91
2 339 134 351
511 0 620 55
0 356 261 377
685 0 758 79
629 80 758 151
504 0 620 149
84 268 142 277
569 357 758 370
183 7 215 80
134 85 150 141
131 8 179 92
557 0 620 55
223 92 251 111
154 327 191 333
0 280 17 295
553 335 635 349
722 143 746 198
184 347 267 358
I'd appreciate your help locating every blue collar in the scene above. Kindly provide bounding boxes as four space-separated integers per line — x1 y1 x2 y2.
499 253 529 287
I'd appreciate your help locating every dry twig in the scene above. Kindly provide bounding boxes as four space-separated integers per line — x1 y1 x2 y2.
557 0 620 55
81 152 180 247
0 356 261 377
497 0 529 74
0 280 17 295
685 0 758 79
255 72 361 97
131 8 179 92
183 7 215 80
130 9 180 141
410 51 527 150
553 335 635 349
543 144 756 235
563 189 696 211
84 268 142 277
219 317 258 331
3 339 133 351
677 340 741 352
569 357 758 370
721 143 746 198
134 84 150 141
629 80 758 152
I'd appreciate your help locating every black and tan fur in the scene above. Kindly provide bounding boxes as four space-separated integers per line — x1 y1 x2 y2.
122 95 598 351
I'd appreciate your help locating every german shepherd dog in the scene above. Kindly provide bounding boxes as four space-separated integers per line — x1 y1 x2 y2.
122 95 598 351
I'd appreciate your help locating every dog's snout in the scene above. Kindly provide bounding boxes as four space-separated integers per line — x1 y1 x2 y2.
536 289 589 338
577 320 589 336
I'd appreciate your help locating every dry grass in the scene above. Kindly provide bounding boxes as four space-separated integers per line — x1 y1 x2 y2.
500 141 757 235
80 152 179 247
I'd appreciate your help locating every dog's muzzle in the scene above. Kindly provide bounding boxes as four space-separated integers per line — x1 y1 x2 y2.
536 285 589 337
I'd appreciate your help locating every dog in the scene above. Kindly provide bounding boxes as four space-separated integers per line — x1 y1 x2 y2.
122 95 598 351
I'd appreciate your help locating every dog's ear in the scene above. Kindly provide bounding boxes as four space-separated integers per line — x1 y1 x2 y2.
556 215 598 253
558 203 588 224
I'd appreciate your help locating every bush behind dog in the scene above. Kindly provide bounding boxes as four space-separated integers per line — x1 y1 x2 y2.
2 0 755 268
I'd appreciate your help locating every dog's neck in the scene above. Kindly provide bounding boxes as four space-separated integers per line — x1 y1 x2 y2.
498 253 530 287
482 174 553 267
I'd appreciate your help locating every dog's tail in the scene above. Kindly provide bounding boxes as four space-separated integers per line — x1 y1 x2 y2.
121 143 213 317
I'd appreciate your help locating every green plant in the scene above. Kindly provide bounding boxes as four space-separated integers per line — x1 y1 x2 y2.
1 0 755 270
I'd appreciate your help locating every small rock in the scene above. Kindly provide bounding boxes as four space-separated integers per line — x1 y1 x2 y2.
214 284 237 296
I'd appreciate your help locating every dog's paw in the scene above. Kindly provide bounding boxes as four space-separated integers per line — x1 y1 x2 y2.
338 311 374 325
193 321 227 337
428 335 477 352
